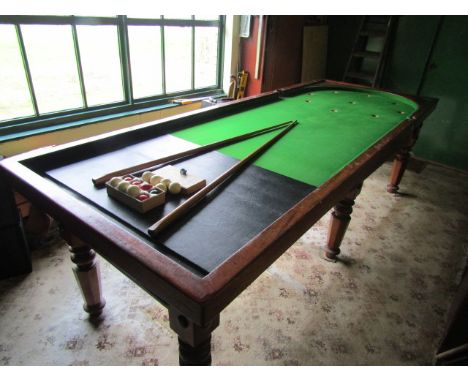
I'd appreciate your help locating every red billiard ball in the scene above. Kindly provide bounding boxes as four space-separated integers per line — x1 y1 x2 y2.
123 176 134 181
139 183 152 191
137 194 149 201
131 179 143 185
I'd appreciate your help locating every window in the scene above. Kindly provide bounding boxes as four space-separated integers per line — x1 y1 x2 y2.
0 25 34 121
76 24 124 106
195 26 219 88
128 25 163 99
21 24 83 114
0 15 224 137
165 26 192 93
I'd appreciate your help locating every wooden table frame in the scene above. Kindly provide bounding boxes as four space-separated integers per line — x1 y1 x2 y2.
0 80 437 365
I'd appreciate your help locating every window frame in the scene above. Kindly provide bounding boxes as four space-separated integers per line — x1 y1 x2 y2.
0 15 225 138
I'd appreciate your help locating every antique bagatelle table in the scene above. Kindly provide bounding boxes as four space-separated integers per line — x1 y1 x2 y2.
0 80 437 365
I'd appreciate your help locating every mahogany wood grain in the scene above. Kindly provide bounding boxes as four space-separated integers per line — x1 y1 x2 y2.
387 123 423 193
169 306 219 365
0 82 437 310
324 183 363 261
60 230 105 317
0 81 437 317
178 337 212 366
387 150 411 193
0 80 438 365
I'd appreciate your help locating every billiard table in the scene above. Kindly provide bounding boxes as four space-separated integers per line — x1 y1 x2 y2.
0 80 437 365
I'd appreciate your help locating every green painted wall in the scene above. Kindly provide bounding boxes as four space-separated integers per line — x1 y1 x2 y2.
328 15 468 171
414 16 468 169
385 16 468 171
384 16 440 94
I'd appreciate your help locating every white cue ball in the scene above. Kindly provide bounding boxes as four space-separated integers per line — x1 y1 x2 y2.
142 171 154 182
155 182 167 192
149 175 163 185
117 181 130 192
168 182 181 194
161 178 171 186
110 177 122 187
127 185 141 197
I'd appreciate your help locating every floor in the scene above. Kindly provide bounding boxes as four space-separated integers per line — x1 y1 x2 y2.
0 161 467 366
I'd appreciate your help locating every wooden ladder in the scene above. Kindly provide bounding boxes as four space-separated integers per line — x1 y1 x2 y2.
343 16 396 88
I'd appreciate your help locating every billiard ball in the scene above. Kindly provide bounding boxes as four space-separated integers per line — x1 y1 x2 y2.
161 178 171 186
150 188 161 195
139 183 153 191
150 175 163 185
110 177 122 187
142 171 154 182
117 181 130 192
155 182 167 192
168 182 181 194
127 185 141 197
137 194 150 201
131 179 143 185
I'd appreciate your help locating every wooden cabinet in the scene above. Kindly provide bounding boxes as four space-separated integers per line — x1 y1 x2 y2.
240 16 328 96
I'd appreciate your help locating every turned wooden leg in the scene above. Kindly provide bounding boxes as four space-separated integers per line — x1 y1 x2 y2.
178 336 212 366
61 230 105 317
169 308 219 366
387 149 410 193
324 184 362 262
387 122 422 194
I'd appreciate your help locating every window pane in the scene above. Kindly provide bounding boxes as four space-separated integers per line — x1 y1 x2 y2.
194 27 218 88
0 25 34 121
21 25 83 114
165 26 192 93
128 26 163 99
76 25 124 106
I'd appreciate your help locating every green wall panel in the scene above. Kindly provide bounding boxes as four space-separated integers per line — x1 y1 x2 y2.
384 16 440 94
414 16 468 170
324 16 468 170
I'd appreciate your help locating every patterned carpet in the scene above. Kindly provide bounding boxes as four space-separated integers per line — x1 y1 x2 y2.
0 161 467 366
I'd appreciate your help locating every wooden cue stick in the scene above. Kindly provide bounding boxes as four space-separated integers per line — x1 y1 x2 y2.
92 120 294 188
148 120 298 236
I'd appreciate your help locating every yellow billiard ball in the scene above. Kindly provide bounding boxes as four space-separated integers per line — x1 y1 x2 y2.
127 185 141 198
117 181 130 192
150 175 163 185
142 171 154 182
155 182 167 192
168 182 181 194
110 177 122 187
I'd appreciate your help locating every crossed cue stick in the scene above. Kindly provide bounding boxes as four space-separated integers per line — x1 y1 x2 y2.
92 120 296 187
92 120 298 236
147 120 298 236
